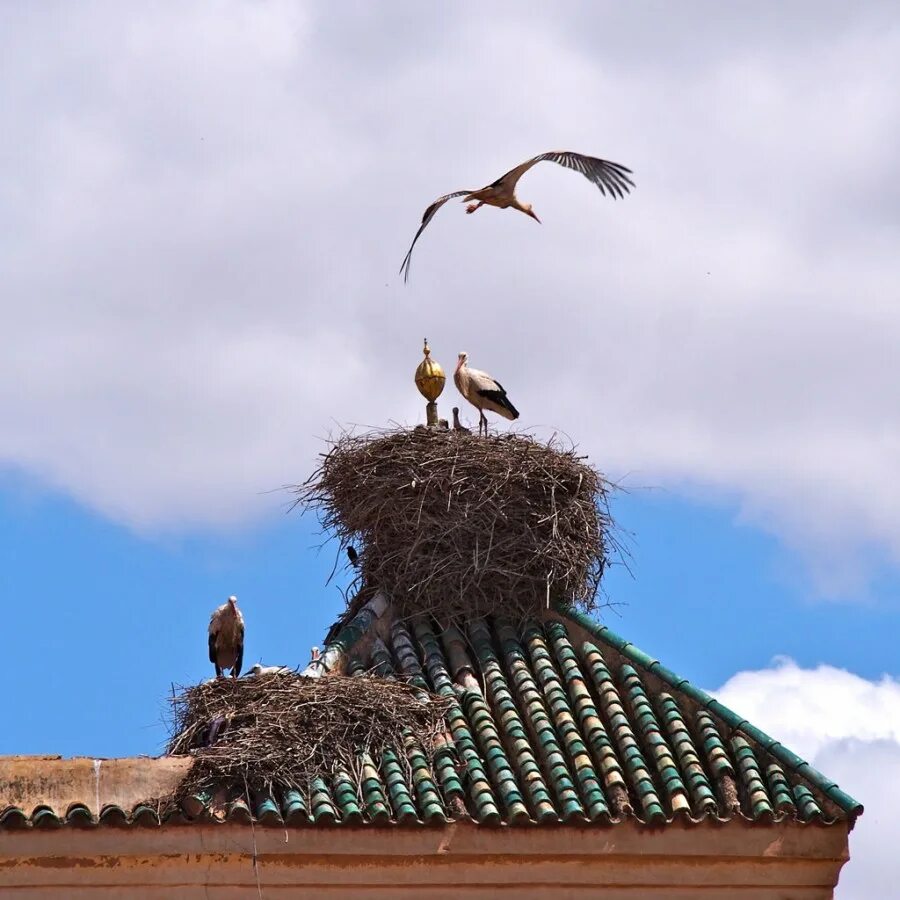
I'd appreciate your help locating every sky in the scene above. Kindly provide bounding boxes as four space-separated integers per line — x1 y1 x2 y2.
1 2 898 896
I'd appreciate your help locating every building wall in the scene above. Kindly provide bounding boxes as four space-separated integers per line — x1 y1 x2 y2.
0 820 850 899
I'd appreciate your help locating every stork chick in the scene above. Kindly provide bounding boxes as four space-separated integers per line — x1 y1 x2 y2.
400 150 634 281
452 407 471 434
454 352 519 436
208 595 245 678
248 663 291 677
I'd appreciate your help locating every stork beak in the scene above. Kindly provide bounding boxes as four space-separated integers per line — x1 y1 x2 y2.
529 209 541 223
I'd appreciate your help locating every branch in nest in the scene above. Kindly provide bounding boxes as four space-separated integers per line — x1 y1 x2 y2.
164 673 451 801
292 428 617 624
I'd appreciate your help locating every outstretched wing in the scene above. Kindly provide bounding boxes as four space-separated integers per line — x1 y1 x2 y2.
399 190 471 283
495 151 635 199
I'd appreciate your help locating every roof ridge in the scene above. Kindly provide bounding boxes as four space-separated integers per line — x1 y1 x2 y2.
559 605 864 821
309 591 390 676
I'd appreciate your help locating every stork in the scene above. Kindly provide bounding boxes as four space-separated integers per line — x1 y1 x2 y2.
208 595 245 678
248 663 292 677
400 150 634 281
452 407 471 434
454 352 519 436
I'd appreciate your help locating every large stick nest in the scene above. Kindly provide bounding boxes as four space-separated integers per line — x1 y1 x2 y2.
166 672 450 798
296 427 616 623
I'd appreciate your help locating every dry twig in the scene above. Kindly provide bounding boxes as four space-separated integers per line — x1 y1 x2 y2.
293 427 616 624
166 673 449 800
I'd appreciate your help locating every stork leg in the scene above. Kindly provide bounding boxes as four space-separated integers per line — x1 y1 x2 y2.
466 202 484 214
479 411 487 436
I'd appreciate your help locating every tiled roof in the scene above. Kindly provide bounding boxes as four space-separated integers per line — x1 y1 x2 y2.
1 596 863 830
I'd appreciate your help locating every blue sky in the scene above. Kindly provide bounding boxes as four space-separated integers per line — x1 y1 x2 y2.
4 480 897 759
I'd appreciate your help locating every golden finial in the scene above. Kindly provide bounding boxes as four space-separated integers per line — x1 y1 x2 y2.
414 338 446 427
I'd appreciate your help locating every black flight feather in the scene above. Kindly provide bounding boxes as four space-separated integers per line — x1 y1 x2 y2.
477 388 519 419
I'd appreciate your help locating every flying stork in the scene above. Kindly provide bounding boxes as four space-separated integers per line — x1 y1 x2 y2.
399 150 634 281
454 352 519 436
208 595 245 678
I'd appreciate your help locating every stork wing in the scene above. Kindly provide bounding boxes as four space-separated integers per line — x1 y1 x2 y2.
473 374 519 419
208 631 217 665
233 621 245 678
494 151 635 199
399 190 471 283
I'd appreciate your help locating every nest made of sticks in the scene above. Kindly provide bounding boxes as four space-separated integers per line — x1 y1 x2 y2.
166 672 450 799
296 427 615 623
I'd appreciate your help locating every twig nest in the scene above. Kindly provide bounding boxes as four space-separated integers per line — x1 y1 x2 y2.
167 673 449 797
297 428 615 622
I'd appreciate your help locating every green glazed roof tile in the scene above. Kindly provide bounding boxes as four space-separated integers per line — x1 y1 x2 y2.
160 806 189 826
370 637 394 678
497 621 586 822
64 803 95 828
731 736 774 822
458 687 530 824
695 710 735 779
31 805 63 829
414 617 501 825
620 665 691 818
280 789 309 825
469 620 558 823
430 734 467 816
226 797 253 825
360 754 392 825
547 622 630 818
381 747 419 824
98 804 128 828
252 793 283 826
345 655 366 676
523 625 610 822
794 783 825 821
309 777 337 825
581 642 666 823
655 693 717 817
562 607 863 822
131 804 161 828
405 736 447 824
391 620 428 687
765 761 797 815
332 770 363 825
181 790 212 821
0 807 28 829
6 602 861 831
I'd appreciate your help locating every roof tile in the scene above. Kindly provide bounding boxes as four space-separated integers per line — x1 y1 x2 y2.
0 600 864 830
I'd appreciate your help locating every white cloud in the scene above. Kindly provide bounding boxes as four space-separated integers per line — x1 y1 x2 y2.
0 2 898 586
712 660 900 899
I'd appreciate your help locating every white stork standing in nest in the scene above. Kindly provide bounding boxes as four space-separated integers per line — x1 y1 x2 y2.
208 595 245 678
455 352 519 436
399 150 634 281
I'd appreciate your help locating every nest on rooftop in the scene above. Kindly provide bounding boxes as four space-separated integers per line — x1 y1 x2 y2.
295 427 616 623
165 672 450 801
